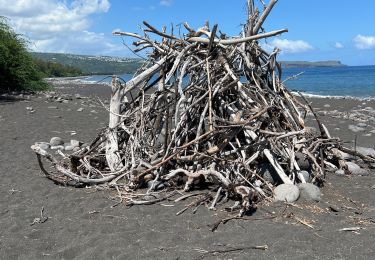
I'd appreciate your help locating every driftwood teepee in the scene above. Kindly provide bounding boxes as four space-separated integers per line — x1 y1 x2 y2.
31 0 374 215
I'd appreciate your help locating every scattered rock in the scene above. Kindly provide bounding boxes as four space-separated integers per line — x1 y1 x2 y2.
297 170 311 182
335 169 345 176
50 145 65 150
77 108 84 112
346 162 369 176
26 106 33 111
274 184 300 202
298 183 321 201
48 106 58 109
147 180 166 191
35 142 50 150
90 110 98 114
348 125 365 133
323 104 330 108
75 94 82 99
50 137 64 146
70 139 81 148
259 164 281 184
81 143 90 148
62 100 69 104
64 145 75 151
355 147 375 157
357 122 367 128
73 147 81 152
295 152 311 171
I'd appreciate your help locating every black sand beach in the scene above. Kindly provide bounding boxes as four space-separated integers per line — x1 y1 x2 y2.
0 83 374 259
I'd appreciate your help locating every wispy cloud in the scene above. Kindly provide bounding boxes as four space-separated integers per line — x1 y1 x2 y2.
160 0 173 7
354 34 375 49
334 42 344 49
264 39 314 54
0 0 123 55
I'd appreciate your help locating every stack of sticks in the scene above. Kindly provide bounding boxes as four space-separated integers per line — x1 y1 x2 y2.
31 0 374 215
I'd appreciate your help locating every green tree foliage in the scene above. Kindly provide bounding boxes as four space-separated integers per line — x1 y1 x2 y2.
0 17 48 92
34 58 84 77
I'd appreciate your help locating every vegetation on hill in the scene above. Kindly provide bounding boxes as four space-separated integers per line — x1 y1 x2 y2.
0 17 48 92
31 52 144 75
33 58 84 77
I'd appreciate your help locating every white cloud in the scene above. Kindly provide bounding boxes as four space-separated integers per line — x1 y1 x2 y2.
354 34 375 49
334 42 344 49
160 0 173 7
0 0 122 55
263 39 313 54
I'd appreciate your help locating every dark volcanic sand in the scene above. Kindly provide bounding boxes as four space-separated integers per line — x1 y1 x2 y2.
0 83 374 259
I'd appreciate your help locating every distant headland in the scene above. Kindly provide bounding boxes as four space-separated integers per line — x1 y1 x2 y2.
31 52 347 75
280 60 346 68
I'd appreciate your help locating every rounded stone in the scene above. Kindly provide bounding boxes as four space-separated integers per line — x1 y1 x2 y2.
73 147 81 152
50 145 65 150
259 163 281 185
147 180 166 191
297 170 311 182
298 183 321 201
70 139 81 148
50 137 64 146
346 162 369 176
274 184 300 202
335 169 345 176
64 145 75 151
35 142 50 150
295 152 311 171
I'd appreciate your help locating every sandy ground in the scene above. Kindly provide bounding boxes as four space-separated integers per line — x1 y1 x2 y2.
0 83 374 259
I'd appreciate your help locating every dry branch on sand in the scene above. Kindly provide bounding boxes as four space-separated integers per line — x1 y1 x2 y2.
31 0 373 216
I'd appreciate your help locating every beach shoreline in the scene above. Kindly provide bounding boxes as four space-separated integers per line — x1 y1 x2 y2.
0 82 374 259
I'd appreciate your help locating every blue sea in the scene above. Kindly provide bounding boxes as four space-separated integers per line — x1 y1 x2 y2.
79 65 375 99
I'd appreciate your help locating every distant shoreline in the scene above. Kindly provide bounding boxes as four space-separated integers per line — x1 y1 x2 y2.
280 60 346 68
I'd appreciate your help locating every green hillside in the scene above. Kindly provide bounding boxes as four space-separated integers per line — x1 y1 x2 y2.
31 52 144 75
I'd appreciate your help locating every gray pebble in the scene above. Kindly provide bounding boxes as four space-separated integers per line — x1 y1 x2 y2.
356 147 375 157
295 152 311 171
50 145 65 150
77 108 84 112
64 145 75 151
348 125 365 133
274 184 300 202
335 169 345 176
35 142 50 150
260 164 281 185
147 180 166 191
73 147 81 152
298 183 321 201
50 137 64 146
297 170 311 182
357 122 368 127
70 139 81 148
346 162 369 176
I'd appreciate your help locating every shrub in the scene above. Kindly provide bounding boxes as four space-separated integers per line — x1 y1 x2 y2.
0 17 49 92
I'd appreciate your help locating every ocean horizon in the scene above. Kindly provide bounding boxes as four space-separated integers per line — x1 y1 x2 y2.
67 65 375 99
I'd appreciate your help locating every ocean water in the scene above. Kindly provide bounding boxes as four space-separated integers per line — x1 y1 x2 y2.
282 65 375 99
79 65 375 99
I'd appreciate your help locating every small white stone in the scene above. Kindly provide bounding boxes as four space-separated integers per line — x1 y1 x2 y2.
274 184 300 202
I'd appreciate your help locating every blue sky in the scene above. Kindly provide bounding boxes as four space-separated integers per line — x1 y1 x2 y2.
1 0 375 65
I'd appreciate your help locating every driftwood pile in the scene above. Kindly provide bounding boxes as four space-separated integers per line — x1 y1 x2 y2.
31 0 374 215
